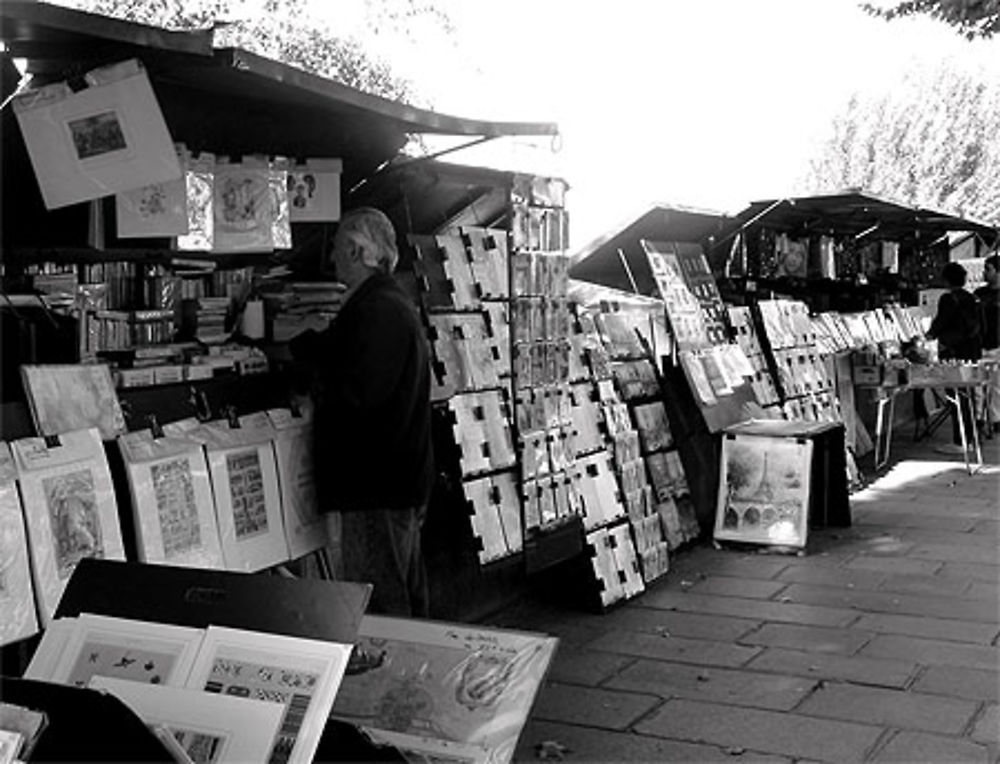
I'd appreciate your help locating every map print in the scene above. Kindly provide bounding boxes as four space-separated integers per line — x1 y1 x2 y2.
226 450 268 539
151 457 201 557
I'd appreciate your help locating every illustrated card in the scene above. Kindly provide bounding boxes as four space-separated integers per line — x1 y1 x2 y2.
332 615 557 764
185 626 352 764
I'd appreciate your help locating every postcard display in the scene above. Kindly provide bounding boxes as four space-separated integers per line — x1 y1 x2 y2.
411 221 521 565
640 241 759 426
24 612 353 764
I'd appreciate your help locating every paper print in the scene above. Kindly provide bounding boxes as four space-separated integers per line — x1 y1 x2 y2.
715 433 813 547
0 471 38 647
21 364 125 440
150 458 201 557
226 449 268 539
42 468 103 579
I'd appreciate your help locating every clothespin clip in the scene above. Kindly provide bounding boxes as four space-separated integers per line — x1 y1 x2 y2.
189 386 212 422
147 413 165 440
43 434 61 449
225 404 241 429
289 396 302 418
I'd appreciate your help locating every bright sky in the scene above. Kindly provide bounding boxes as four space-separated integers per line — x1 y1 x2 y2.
318 0 998 250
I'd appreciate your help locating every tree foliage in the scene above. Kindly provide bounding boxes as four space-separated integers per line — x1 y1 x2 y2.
798 62 1000 225
862 0 1000 38
58 0 455 104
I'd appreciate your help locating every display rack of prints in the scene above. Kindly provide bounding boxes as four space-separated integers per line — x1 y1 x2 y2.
12 428 125 626
48 612 205 689
332 614 557 764
118 427 225 569
164 418 287 572
641 240 712 351
0 443 38 647
91 676 285 764
184 625 352 764
21 364 126 441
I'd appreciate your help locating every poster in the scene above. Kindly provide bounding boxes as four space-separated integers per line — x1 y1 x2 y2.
118 429 224 569
266 408 326 561
12 59 181 210
332 615 557 764
714 433 813 548
12 428 125 626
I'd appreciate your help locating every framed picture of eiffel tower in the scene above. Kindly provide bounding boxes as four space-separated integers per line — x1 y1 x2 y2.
714 433 813 548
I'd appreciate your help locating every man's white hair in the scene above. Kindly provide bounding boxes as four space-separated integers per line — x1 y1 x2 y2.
339 207 399 274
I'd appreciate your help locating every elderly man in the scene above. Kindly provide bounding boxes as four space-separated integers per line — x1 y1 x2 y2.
292 207 433 617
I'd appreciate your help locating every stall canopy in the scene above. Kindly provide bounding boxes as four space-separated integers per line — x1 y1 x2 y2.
0 1 559 195
708 190 999 260
569 203 733 296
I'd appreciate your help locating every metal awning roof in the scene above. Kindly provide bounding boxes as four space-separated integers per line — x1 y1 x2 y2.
568 203 733 295
0 2 558 191
711 190 998 257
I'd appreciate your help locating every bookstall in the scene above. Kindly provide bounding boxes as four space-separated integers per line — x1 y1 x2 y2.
0 4 563 760
569 197 998 553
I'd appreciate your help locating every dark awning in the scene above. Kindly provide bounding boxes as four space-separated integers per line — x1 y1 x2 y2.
569 203 733 295
0 2 558 192
709 190 998 258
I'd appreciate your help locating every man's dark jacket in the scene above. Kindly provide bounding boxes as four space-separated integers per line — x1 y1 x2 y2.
291 273 433 512
929 288 983 361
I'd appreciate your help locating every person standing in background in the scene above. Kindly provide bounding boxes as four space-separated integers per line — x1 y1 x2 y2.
291 207 434 617
927 261 983 454
974 254 1000 433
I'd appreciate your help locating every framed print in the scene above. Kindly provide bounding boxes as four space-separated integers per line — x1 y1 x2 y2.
118 429 224 569
21 364 126 441
24 616 78 680
51 613 205 688
332 615 557 764
715 433 813 548
12 59 181 210
266 408 326 561
0 443 38 647
91 676 283 764
12 428 125 626
184 625 352 764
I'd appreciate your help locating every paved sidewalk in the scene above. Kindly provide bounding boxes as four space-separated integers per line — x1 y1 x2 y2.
488 427 1000 763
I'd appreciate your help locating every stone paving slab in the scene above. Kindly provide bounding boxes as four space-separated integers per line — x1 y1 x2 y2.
600 605 761 642
859 633 1000 670
684 575 790 599
512 719 795 763
843 556 943 575
744 646 917 688
604 658 817 710
737 622 874 655
875 572 974 598
777 582 999 623
669 552 793 580
774 563 887 590
633 698 884 762
795 682 980 734
544 649 636 686
640 590 860 627
971 704 999 745
851 612 1000 645
529 682 661 730
907 543 1000 565
937 561 1000 583
585 629 762 668
870 730 993 763
912 665 1000 702
852 509 980 531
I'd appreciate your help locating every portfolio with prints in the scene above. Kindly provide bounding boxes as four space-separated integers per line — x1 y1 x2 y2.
12 428 124 625
21 364 126 441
